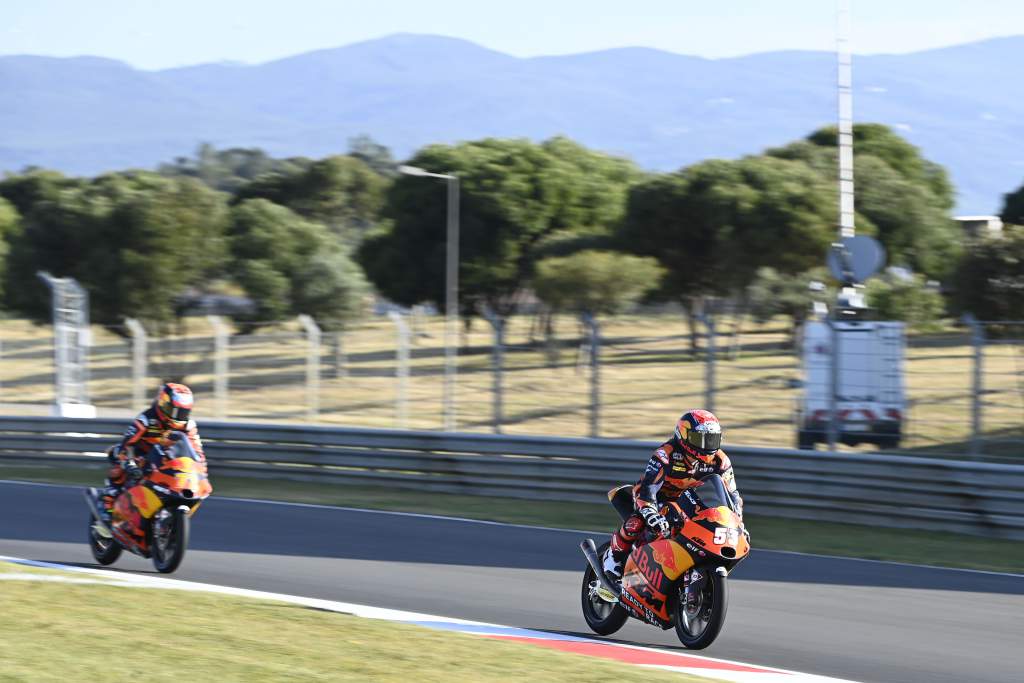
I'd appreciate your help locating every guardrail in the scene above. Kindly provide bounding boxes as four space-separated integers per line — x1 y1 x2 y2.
1 416 1022 539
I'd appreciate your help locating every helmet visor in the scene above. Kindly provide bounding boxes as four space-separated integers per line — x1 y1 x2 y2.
685 430 721 454
167 405 191 424
161 401 190 425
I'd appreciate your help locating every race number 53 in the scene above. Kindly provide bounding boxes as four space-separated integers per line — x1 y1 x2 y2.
714 527 739 545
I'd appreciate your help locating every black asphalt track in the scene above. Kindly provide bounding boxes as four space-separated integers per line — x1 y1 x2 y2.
2 481 1022 683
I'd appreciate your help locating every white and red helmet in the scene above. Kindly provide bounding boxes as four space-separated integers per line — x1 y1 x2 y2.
154 382 194 430
673 409 722 463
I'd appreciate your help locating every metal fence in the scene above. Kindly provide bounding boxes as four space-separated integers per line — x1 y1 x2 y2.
1 415 1022 540
1 313 1021 459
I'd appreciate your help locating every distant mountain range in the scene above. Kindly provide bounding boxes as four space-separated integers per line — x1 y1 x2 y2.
2 33 1022 213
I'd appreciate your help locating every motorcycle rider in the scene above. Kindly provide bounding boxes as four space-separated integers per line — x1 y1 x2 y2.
100 382 205 521
602 409 743 580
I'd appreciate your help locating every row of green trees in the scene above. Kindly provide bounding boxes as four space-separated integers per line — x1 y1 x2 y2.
0 126 1021 336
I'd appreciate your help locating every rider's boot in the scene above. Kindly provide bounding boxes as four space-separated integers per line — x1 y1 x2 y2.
602 546 625 580
99 483 121 524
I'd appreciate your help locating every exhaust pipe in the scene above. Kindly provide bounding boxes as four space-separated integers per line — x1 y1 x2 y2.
580 538 621 598
84 488 114 538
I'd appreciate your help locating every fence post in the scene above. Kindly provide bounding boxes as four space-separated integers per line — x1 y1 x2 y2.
388 311 410 429
205 315 229 419
124 318 148 410
700 314 717 412
297 315 321 422
583 313 601 438
826 316 840 451
333 332 347 378
482 308 505 433
963 314 984 458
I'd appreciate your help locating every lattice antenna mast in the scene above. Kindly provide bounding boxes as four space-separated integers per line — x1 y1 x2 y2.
837 0 855 240
37 272 93 414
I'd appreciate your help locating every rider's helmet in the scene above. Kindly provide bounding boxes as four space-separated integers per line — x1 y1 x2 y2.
673 409 722 465
154 382 194 430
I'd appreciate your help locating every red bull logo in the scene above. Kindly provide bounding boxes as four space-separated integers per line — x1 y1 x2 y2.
651 541 678 573
632 547 665 588
695 507 724 523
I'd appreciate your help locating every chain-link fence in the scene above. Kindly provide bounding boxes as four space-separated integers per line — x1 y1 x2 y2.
2 312 1022 459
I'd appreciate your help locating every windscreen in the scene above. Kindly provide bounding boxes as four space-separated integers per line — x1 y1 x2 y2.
688 475 735 512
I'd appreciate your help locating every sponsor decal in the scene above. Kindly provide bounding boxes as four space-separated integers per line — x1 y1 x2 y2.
685 541 706 557
633 548 664 588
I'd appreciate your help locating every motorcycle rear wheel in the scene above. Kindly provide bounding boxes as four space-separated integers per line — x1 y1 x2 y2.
673 569 728 649
580 542 628 635
87 515 121 566
151 508 189 574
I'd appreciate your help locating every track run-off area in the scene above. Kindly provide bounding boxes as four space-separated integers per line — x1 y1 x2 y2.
2 480 1022 683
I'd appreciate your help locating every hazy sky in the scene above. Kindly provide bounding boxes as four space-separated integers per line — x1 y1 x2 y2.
3 0 1023 70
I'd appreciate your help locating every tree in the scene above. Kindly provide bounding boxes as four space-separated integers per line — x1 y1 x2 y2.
158 143 312 194
533 250 663 316
618 155 835 350
747 267 833 340
2 172 229 325
954 225 1024 321
1000 183 1024 226
235 155 386 243
227 199 368 329
767 124 960 279
358 137 640 320
347 134 398 177
0 168 75 216
865 271 946 332
0 198 20 305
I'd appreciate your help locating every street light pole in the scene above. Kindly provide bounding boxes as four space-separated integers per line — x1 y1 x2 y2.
398 165 460 431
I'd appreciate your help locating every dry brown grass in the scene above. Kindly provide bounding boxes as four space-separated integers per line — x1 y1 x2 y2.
2 314 1021 454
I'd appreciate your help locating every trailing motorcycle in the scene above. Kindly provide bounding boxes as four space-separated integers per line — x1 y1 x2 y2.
580 474 749 649
84 434 212 573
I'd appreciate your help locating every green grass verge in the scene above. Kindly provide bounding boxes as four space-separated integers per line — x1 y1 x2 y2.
0 565 719 683
3 465 1022 574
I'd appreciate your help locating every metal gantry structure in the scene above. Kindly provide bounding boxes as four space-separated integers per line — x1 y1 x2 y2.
37 272 93 415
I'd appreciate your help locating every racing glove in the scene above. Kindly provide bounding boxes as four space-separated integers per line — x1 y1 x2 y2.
123 455 142 481
639 505 670 537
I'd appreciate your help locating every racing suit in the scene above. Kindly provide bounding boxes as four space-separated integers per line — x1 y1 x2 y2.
103 406 206 505
608 438 743 564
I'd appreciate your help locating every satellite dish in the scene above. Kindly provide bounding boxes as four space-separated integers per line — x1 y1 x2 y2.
827 235 885 285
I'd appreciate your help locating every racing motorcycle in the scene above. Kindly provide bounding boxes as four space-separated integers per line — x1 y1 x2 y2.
84 433 212 573
579 474 750 649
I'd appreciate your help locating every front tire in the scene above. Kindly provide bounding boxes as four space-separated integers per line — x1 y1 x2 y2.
88 515 122 566
674 569 729 649
152 508 189 574
580 542 628 636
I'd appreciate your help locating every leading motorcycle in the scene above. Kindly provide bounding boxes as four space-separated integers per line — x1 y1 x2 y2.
580 474 750 649
84 433 212 573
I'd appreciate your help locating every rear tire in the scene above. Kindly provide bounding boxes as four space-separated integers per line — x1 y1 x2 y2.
87 515 121 566
580 542 628 636
152 508 189 574
673 569 729 649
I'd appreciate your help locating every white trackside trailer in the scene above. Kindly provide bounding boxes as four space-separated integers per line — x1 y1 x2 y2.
798 319 906 449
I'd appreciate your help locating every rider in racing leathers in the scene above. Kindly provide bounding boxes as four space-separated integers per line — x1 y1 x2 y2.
602 409 744 579
100 382 205 520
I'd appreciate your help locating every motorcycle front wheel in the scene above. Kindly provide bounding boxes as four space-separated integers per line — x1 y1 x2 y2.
674 569 729 649
151 507 189 574
87 515 122 565
580 542 628 635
